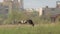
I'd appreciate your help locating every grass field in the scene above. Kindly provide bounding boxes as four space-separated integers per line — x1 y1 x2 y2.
0 24 60 34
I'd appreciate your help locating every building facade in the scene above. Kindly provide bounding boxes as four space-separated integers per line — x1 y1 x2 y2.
43 1 60 17
0 0 24 18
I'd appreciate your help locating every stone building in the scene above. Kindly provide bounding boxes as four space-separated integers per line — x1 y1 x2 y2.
42 1 60 22
43 1 60 17
0 0 24 19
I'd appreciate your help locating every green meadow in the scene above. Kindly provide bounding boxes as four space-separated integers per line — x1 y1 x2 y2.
0 24 59 34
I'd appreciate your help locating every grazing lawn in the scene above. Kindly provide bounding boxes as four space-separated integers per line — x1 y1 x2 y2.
0 24 60 34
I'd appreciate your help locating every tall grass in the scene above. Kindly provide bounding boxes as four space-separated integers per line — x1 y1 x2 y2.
0 24 60 34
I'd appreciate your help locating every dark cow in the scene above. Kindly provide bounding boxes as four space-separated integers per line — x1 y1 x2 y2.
26 19 34 26
18 19 34 26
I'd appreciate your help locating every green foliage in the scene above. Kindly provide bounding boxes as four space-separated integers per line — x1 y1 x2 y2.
4 11 29 24
3 10 60 24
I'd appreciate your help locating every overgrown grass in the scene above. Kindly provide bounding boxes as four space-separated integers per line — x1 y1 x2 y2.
0 24 59 34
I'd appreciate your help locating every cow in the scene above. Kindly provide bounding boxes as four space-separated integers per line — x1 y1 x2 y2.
26 19 34 26
18 19 34 26
18 20 25 24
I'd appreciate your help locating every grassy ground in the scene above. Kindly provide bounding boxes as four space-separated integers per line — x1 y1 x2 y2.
0 24 60 34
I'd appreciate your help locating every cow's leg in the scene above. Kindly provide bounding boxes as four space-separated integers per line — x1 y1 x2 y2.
28 20 34 26
31 23 34 26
